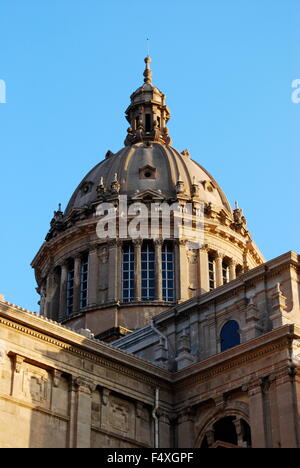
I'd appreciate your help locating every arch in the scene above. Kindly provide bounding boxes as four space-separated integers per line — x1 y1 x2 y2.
195 404 251 448
220 320 240 352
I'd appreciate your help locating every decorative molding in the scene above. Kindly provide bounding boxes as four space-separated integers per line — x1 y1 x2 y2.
0 316 171 389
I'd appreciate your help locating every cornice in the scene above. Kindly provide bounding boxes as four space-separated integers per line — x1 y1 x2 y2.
153 251 299 325
0 303 172 388
172 325 295 388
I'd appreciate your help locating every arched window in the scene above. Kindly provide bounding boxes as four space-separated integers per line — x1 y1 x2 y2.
222 260 230 285
122 244 135 303
220 320 240 352
201 417 252 448
66 259 75 316
80 254 89 309
141 242 155 300
208 254 216 291
162 244 175 302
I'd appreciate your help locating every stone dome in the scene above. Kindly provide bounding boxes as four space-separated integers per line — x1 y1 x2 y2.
32 56 265 341
65 142 232 217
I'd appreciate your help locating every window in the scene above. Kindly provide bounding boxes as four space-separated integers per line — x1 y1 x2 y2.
220 320 240 352
222 260 230 285
66 260 74 315
208 254 216 291
141 243 155 300
201 417 251 448
162 244 175 302
145 114 151 132
80 254 88 309
236 264 243 278
122 244 135 303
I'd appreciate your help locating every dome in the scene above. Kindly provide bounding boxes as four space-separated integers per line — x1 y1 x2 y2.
32 56 264 341
65 142 232 217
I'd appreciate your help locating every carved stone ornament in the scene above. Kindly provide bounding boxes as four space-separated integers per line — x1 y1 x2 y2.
102 388 110 405
75 376 96 395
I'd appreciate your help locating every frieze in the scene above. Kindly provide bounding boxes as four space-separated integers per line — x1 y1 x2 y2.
173 337 291 391
0 316 171 390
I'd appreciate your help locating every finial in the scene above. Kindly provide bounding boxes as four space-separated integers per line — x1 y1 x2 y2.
143 56 152 84
58 203 62 212
235 201 239 210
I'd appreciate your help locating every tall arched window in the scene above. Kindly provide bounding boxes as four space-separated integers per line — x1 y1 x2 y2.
66 259 75 316
220 320 240 352
141 242 155 300
122 244 135 303
162 244 175 302
222 259 230 285
236 264 243 278
208 254 216 291
80 254 89 309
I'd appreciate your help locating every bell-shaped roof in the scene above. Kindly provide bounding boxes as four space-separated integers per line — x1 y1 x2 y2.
65 57 232 216
65 142 232 216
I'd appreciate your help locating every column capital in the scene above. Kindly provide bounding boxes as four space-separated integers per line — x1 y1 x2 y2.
102 388 110 405
215 251 225 260
88 244 99 254
53 369 62 388
133 237 143 246
74 376 96 395
154 238 164 246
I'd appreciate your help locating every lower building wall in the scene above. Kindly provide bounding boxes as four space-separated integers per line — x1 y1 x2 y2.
0 306 172 449
1 304 300 448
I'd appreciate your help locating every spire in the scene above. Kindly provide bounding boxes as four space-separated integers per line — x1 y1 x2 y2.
143 56 152 84
124 56 172 146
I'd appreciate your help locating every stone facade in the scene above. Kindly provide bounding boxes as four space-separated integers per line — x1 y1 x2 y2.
0 300 172 448
1 57 299 448
1 250 300 448
31 57 264 340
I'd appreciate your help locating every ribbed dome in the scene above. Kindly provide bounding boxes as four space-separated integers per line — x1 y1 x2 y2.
65 142 232 217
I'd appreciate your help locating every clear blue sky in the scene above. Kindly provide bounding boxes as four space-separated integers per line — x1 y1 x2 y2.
0 0 299 312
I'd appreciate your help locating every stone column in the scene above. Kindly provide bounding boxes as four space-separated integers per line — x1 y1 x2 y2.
44 273 52 318
73 377 95 448
73 256 82 313
233 418 244 447
177 240 189 302
9 353 25 398
205 428 215 448
108 240 118 302
159 412 172 448
177 408 195 448
215 252 223 288
59 263 68 321
88 247 98 307
134 238 142 301
154 239 163 301
247 380 267 448
275 367 299 448
198 246 209 294
229 258 236 281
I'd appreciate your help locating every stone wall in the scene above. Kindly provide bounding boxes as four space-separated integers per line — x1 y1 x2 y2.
0 302 172 448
